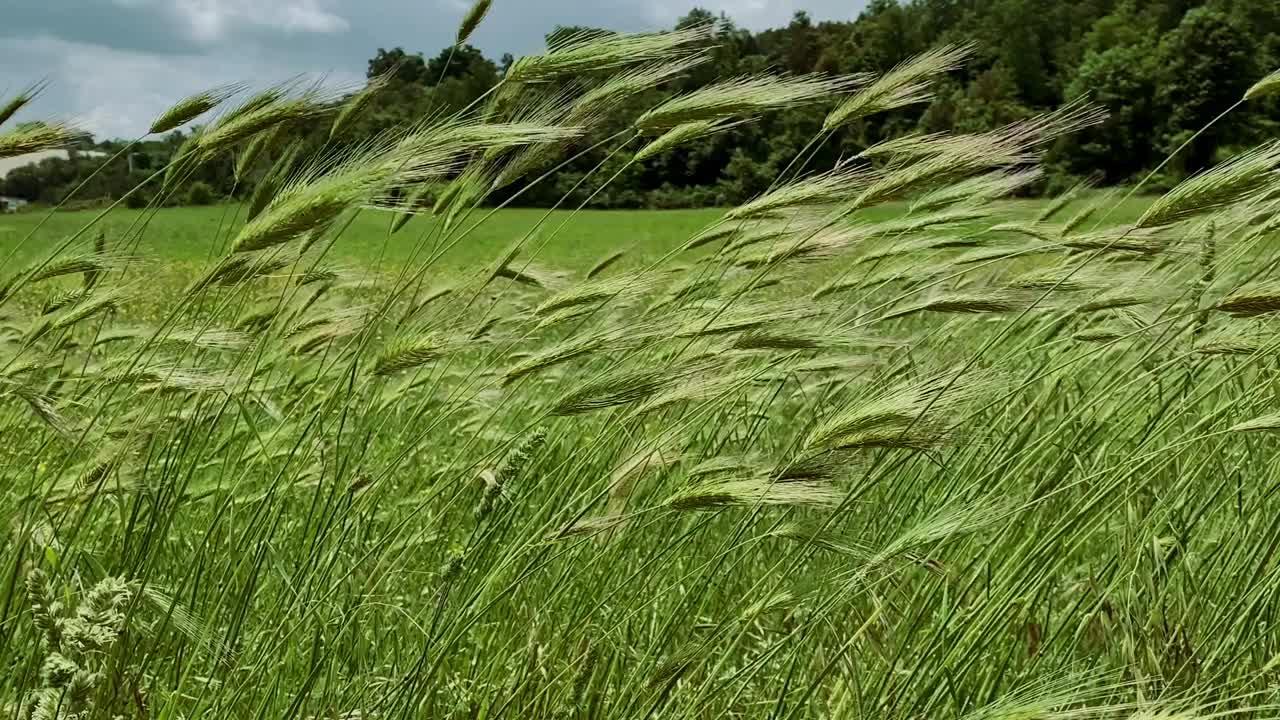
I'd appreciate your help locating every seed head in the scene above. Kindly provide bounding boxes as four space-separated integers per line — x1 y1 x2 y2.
149 84 241 135
1214 282 1280 317
551 368 670 415
507 26 712 83
1246 68 1280 101
806 370 988 452
636 74 865 130
373 336 447 376
456 0 493 46
586 250 626 279
330 71 394 140
825 44 973 131
0 81 46 128
634 119 737 162
0 122 82 160
665 478 843 511
1137 142 1280 229
727 168 869 220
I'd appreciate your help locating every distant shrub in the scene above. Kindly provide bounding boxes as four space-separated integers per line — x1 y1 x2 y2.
124 189 150 209
1140 171 1181 194
1041 172 1084 197
186 180 215 206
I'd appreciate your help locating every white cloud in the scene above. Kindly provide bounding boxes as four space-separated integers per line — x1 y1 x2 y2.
2 34 359 139
176 0 349 42
164 0 350 43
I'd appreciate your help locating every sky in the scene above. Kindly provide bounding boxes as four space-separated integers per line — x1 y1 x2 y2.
0 1 869 141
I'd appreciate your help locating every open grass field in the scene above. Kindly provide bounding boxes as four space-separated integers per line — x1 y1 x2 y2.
0 196 1154 272
5 19 1280 720
0 206 730 271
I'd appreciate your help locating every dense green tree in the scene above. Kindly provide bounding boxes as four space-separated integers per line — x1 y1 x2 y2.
545 26 615 50
1060 43 1160 182
367 47 430 83
426 45 496 85
7 0 1278 209
784 12 819 74
1156 7 1258 172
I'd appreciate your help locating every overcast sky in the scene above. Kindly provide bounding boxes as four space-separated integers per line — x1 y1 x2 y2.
1 1 869 141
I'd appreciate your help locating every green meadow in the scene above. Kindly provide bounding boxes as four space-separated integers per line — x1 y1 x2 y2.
3 13 1280 720
0 196 1153 271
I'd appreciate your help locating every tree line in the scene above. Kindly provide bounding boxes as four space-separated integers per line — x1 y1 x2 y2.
4 0 1277 209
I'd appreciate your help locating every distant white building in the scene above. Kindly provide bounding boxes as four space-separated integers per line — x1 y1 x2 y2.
0 196 29 213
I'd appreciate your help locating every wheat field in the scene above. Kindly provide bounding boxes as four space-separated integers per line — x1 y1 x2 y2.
4 8 1280 720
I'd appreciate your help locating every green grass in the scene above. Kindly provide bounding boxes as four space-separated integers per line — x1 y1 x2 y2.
0 195 1154 273
5 26 1278 720
0 206 714 267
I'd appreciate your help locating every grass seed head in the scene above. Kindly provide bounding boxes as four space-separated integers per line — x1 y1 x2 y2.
235 166 375 253
549 514 630 541
3 379 72 437
503 334 608 385
0 82 46 128
198 91 334 157
1137 142 1280 228
634 119 738 162
551 367 671 415
413 286 455 314
41 288 92 315
0 122 83 160
911 169 1042 213
857 104 1105 169
636 74 866 130
507 25 712 83
727 169 870 220
853 143 1016 209
586 251 626 279
665 478 843 511
674 302 814 338
1246 68 1280 101
247 142 302 221
629 366 761 416
373 336 448 376
391 184 436 234
162 130 205 189
1061 202 1101 236
535 273 658 316
495 427 548 482
806 369 989 452
568 58 709 127
330 71 395 140
825 44 973 131
149 83 242 135
1229 413 1280 433
1073 291 1157 314
884 290 1036 320
1073 327 1128 343
1214 282 1280 317
1035 179 1092 223
222 87 290 124
188 254 291 293
457 0 493 45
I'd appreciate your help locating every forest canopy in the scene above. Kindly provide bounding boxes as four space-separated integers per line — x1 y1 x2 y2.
4 0 1277 208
